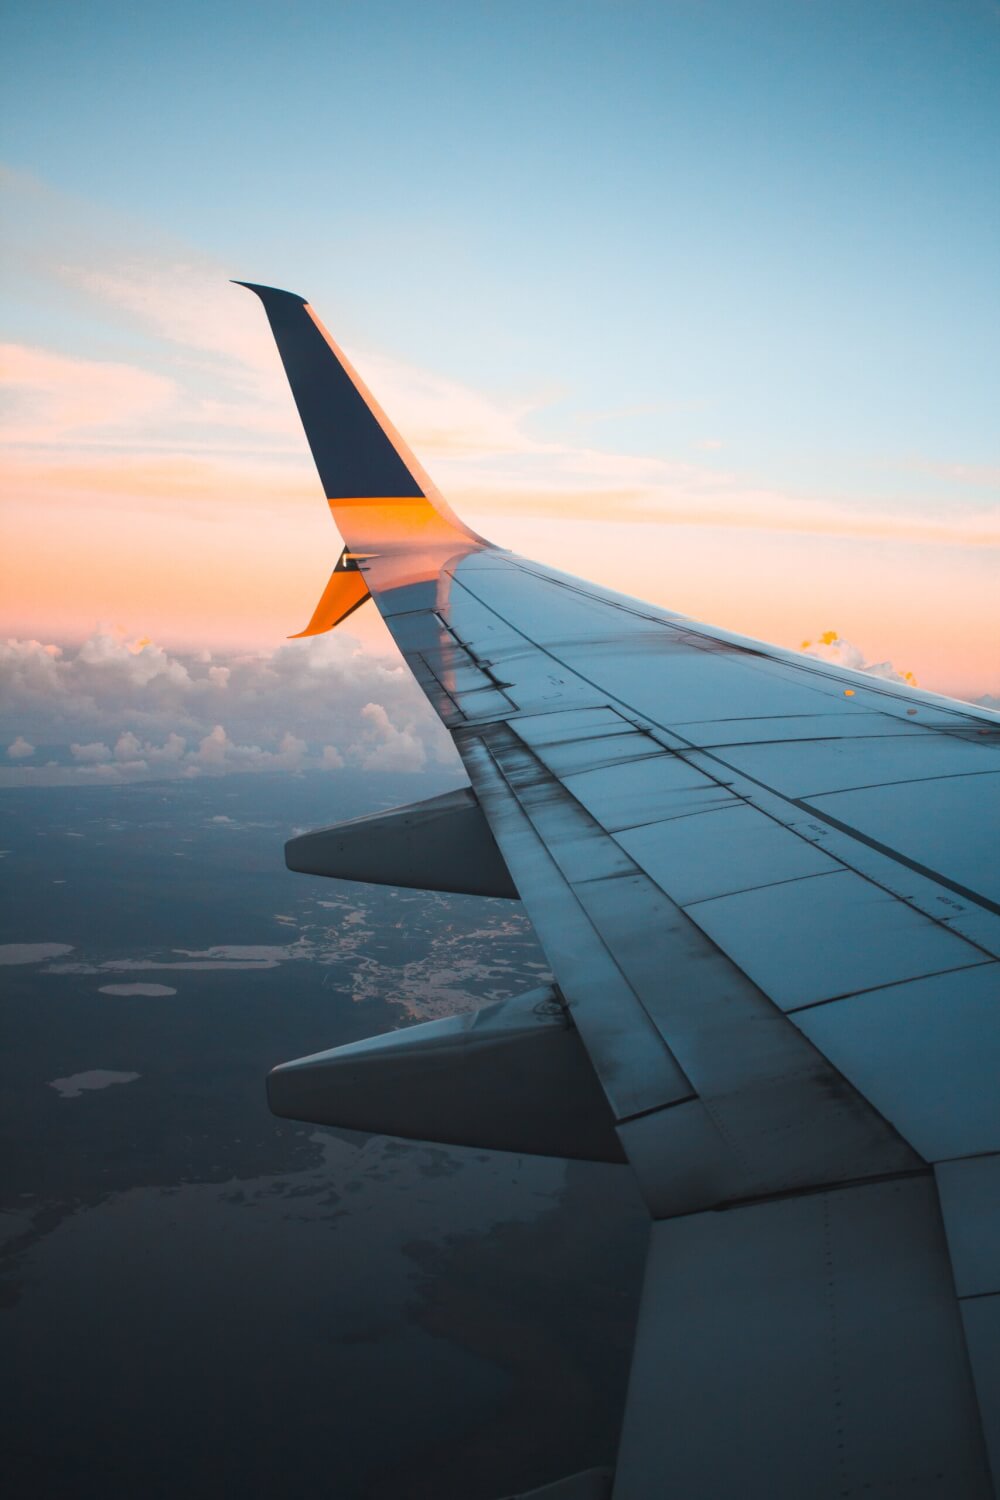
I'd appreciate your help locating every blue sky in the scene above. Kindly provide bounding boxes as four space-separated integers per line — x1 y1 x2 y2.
1 0 998 701
4 0 999 470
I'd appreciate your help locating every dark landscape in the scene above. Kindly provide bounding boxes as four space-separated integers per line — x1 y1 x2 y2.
1 770 648 1499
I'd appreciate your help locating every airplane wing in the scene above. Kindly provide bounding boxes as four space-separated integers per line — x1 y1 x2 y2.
239 283 1000 1500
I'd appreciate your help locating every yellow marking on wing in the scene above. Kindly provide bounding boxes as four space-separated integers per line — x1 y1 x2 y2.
289 567 370 639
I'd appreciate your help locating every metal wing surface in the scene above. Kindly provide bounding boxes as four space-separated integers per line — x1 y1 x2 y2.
241 284 1000 1500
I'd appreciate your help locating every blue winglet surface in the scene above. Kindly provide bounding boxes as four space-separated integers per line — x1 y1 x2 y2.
234 281 424 501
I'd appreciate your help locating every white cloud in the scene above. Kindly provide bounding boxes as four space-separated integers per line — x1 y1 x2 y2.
148 732 187 763
0 639 64 694
0 625 455 785
191 724 262 769
4 612 995 790
114 730 143 760
79 627 192 687
800 631 919 687
358 701 427 773
70 740 112 762
277 730 307 765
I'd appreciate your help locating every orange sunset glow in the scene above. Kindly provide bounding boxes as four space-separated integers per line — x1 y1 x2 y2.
1 181 997 708
4 456 997 702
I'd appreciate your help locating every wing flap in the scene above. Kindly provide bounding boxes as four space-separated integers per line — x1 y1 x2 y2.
613 1177 993 1499
459 721 919 1216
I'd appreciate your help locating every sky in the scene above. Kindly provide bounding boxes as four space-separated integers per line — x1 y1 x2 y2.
1 0 998 783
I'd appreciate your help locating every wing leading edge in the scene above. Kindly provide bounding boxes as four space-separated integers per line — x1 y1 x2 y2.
239 284 1000 1500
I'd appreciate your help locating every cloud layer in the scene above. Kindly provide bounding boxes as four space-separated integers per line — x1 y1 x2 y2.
4 618 992 791
0 626 455 786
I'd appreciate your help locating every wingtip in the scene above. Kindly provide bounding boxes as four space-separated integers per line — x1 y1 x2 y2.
231 279 308 304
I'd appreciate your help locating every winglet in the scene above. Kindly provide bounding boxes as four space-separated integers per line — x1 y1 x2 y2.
236 281 423 501
235 280 485 556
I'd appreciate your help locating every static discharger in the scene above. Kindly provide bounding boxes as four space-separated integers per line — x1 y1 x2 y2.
289 547 375 638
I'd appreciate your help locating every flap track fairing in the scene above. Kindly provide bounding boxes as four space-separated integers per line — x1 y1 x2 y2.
268 986 627 1163
285 786 518 898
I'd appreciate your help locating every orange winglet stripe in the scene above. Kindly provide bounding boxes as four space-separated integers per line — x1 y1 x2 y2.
325 496 481 559
288 567 371 639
